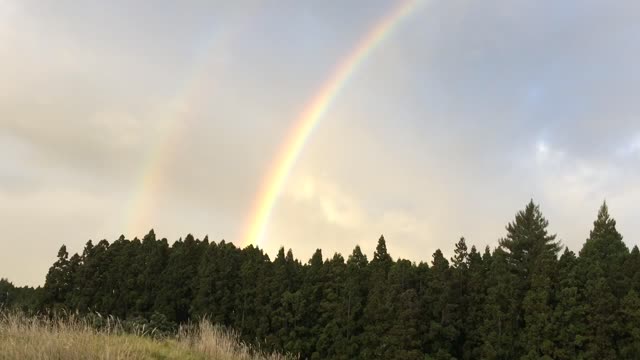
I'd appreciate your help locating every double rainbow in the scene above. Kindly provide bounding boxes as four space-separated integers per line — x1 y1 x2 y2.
125 1 421 243
242 0 421 247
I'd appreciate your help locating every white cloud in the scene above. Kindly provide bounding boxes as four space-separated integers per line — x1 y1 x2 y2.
271 173 433 263
535 139 567 165
617 133 640 158
287 175 364 229
3 0 640 285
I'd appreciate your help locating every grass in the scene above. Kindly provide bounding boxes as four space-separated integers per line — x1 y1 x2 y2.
0 312 289 360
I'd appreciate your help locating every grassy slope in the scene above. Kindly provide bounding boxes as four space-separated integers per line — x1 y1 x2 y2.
0 313 287 360
1 332 206 360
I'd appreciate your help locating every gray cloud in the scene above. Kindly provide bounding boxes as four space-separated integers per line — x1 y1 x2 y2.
2 0 640 285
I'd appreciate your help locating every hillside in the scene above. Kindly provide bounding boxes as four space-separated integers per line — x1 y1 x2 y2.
0 312 287 360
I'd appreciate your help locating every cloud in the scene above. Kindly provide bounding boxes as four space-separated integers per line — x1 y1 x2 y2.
2 0 640 285
0 183 125 286
524 139 640 249
287 175 365 229
617 134 640 159
267 173 432 263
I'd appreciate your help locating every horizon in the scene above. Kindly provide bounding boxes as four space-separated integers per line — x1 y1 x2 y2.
3 199 632 287
3 0 640 286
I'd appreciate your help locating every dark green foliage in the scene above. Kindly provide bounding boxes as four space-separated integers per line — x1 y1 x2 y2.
551 248 587 359
619 289 640 357
499 200 561 285
5 199 639 358
0 278 40 311
578 202 631 358
461 245 486 359
155 234 208 323
43 245 76 310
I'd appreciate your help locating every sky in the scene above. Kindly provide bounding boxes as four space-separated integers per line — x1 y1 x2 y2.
2 0 640 286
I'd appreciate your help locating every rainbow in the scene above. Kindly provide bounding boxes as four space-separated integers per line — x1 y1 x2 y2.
125 103 188 238
242 0 421 247
125 3 264 238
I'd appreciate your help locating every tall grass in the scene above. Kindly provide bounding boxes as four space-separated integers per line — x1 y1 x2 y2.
0 312 290 360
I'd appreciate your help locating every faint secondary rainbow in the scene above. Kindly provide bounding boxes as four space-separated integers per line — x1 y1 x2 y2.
125 103 188 238
242 0 421 247
125 2 263 238
124 63 213 238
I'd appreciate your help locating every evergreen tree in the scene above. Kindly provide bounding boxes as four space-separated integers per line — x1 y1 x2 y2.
345 245 369 358
0 278 40 311
619 289 640 357
499 200 561 284
43 245 74 309
582 271 618 358
462 245 486 359
136 230 168 316
580 202 629 297
480 248 518 359
451 237 469 270
315 253 348 360
193 240 241 327
0 279 13 307
300 249 325 357
155 234 206 322
579 203 629 358
521 252 555 359
360 237 394 359
425 249 457 359
25 201 640 358
551 249 587 359
449 237 470 358
234 245 271 343
625 246 640 292
372 235 393 269
498 200 560 356
384 259 422 360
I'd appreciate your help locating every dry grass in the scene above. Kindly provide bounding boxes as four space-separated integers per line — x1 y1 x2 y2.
0 312 289 360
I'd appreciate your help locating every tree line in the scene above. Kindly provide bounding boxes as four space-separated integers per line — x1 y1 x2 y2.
2 200 640 359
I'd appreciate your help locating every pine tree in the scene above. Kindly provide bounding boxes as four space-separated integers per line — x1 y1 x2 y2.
384 259 422 360
267 248 303 354
345 245 369 358
300 249 325 358
499 200 561 284
480 248 518 359
155 234 206 323
551 248 587 359
192 240 219 320
449 237 470 358
521 252 555 359
582 271 618 358
462 245 487 359
425 249 457 359
0 279 12 307
30 203 640 359
315 253 348 360
580 202 629 297
372 235 392 269
234 245 270 343
43 245 74 309
579 203 629 358
361 236 394 359
0 279 39 311
625 246 640 293
619 290 640 357
451 237 469 270
497 201 560 356
135 230 168 316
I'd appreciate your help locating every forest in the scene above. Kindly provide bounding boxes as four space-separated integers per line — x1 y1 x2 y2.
2 200 640 360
